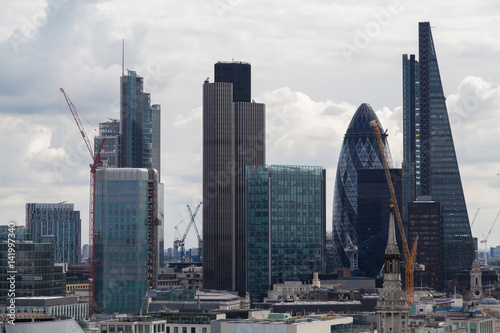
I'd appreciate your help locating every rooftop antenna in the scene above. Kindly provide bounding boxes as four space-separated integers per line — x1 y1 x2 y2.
122 39 125 76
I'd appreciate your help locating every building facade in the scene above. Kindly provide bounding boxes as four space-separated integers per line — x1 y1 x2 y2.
94 120 120 168
202 61 266 294
94 168 164 314
120 70 161 178
332 103 393 270
25 203 81 265
376 212 410 333
357 169 402 277
246 165 326 300
402 22 475 281
0 226 66 305
408 197 443 290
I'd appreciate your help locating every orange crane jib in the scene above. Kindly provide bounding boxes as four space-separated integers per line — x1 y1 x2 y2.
370 120 418 306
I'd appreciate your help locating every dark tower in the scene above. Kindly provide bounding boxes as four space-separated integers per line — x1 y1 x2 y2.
214 62 251 103
403 22 475 282
203 62 265 294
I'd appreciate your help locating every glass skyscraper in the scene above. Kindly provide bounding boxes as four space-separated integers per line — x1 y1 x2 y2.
120 71 161 178
0 226 66 305
332 103 393 270
403 22 475 281
246 165 326 300
94 120 120 168
26 203 81 265
203 62 266 295
94 168 164 314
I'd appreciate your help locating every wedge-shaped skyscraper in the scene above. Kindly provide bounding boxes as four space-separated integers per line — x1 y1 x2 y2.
402 22 474 281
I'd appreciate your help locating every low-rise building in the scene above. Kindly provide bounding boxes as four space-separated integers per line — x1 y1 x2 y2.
98 316 166 333
211 314 353 333
0 296 88 321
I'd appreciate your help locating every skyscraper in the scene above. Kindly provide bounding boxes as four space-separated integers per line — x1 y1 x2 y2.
246 165 326 300
94 168 163 314
120 70 161 178
403 22 475 281
408 197 443 290
203 61 265 294
94 120 120 168
357 169 402 277
26 203 81 265
332 103 393 270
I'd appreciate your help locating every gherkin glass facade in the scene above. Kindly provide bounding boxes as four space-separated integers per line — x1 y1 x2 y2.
247 165 326 300
332 103 393 269
403 22 474 282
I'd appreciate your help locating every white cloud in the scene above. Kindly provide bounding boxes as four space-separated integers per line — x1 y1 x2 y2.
1 0 500 251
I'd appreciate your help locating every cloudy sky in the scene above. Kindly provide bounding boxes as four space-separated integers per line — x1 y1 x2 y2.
1 0 499 252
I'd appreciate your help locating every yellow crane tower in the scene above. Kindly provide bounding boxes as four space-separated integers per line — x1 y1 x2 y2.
371 120 419 306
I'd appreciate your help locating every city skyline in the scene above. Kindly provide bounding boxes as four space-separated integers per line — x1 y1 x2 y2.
1 1 500 252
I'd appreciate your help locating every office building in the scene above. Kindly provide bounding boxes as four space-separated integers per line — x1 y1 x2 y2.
120 70 161 178
26 203 81 265
94 168 164 314
0 226 66 305
332 103 393 270
203 61 266 294
94 120 120 167
408 197 443 290
403 22 475 281
357 169 402 277
376 212 410 332
246 165 326 300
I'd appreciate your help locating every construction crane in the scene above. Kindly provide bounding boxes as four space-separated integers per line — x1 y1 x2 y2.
174 202 202 261
371 120 418 305
344 232 358 277
60 88 105 318
481 209 500 267
470 208 480 228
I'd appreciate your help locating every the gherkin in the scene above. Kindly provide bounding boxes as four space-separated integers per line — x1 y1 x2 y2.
332 103 393 269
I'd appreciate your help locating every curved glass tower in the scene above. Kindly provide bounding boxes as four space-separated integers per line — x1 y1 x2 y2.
332 103 393 269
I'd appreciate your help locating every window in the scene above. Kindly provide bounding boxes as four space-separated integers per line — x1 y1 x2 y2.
101 325 108 333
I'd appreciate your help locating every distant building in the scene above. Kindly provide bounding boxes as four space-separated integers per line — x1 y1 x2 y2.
98 316 166 333
0 296 88 321
357 168 402 277
94 168 164 314
0 226 66 305
120 70 161 178
408 197 443 290
94 120 120 168
203 61 266 295
332 103 393 270
402 22 475 281
246 165 326 300
26 203 81 265
143 289 249 314
157 266 203 290
211 314 353 333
